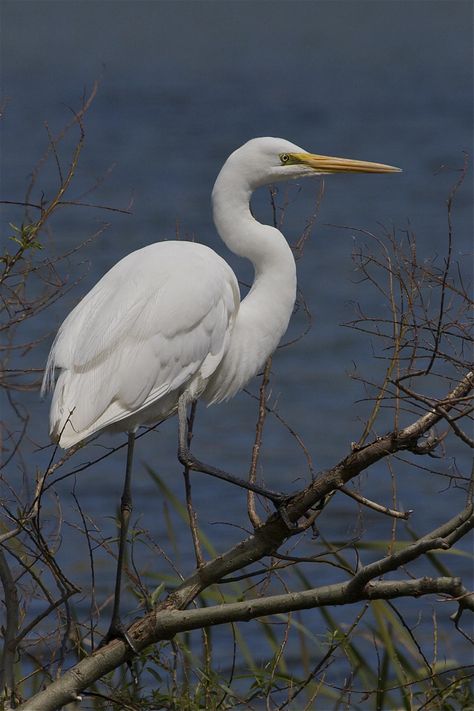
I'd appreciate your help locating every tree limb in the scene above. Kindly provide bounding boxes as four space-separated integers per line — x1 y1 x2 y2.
17 371 473 711
18 576 469 711
0 548 19 708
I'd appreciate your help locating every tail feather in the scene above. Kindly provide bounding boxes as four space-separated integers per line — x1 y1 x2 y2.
41 353 55 397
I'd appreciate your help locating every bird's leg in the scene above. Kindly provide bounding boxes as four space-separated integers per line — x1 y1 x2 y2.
177 396 294 526
100 431 137 652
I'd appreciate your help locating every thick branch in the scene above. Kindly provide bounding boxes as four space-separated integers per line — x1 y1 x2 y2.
18 576 466 711
18 371 473 711
347 502 473 593
162 370 473 613
0 548 19 706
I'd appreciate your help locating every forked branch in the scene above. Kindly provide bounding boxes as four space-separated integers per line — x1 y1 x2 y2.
18 370 473 711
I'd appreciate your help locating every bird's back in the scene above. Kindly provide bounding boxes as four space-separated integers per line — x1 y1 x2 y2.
42 241 240 447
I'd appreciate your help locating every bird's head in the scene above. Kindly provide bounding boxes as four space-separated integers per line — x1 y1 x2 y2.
223 137 401 190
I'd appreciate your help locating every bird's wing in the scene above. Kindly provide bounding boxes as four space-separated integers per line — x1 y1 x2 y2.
44 241 240 442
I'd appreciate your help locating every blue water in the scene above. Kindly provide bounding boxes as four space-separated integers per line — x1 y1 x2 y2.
1 0 473 700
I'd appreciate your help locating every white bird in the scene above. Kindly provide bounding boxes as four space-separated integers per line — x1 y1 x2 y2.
42 137 400 644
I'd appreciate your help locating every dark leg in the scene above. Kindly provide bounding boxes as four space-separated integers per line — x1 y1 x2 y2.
100 432 137 651
177 396 294 526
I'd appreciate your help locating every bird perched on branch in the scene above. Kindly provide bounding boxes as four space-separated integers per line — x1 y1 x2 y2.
42 136 400 646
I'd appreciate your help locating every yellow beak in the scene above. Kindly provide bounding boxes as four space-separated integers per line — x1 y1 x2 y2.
292 152 401 174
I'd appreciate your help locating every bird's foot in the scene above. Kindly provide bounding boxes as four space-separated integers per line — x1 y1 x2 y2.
179 449 298 528
99 617 138 654
178 449 198 470
271 494 298 530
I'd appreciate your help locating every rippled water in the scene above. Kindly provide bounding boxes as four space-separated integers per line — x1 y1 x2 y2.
2 0 473 688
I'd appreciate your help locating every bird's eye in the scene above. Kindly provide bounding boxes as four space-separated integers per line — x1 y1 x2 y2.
280 153 290 164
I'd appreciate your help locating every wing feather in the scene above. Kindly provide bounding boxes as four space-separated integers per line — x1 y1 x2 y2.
43 241 239 446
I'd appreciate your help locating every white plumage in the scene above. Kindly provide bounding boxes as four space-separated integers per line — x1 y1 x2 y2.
42 137 400 449
41 137 399 645
43 241 240 446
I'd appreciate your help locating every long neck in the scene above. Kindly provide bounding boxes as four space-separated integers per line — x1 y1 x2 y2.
211 165 296 285
206 164 297 402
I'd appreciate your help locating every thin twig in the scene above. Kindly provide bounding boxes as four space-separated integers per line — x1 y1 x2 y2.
337 485 412 519
248 357 272 527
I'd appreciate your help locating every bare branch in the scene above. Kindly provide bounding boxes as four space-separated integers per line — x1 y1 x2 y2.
337 485 412 519
0 548 19 706
247 357 272 527
16 373 473 710
17 576 467 711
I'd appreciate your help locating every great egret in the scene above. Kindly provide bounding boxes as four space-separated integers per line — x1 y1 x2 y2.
42 137 400 645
